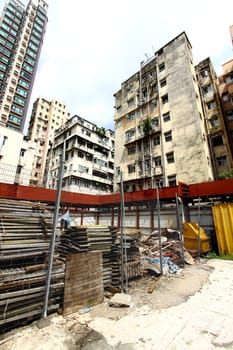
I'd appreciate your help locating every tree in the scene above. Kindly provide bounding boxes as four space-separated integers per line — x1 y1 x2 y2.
218 168 233 179
142 117 152 135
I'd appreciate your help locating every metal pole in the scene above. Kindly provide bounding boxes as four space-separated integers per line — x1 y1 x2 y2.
176 194 185 267
42 141 65 318
197 197 201 262
120 171 128 292
156 187 163 274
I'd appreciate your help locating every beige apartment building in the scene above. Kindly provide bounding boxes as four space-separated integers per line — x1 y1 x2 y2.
113 32 214 192
218 59 233 159
196 58 233 176
27 97 69 186
45 115 115 194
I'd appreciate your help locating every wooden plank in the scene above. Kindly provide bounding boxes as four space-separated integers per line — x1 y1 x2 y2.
63 252 103 315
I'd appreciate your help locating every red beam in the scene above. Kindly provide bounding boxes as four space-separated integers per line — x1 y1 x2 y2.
0 178 233 207
189 179 233 198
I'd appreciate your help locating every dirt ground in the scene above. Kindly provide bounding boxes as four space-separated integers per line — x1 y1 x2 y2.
0 258 214 350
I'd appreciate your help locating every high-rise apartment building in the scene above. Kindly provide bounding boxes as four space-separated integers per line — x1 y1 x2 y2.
45 115 115 195
114 32 214 192
27 97 70 186
196 58 233 176
0 0 48 133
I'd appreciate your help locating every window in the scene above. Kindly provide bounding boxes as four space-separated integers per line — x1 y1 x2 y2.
116 105 122 113
152 118 159 128
12 105 23 114
16 87 27 97
128 164 135 174
9 114 21 124
210 116 219 127
153 136 160 146
216 155 227 167
127 112 136 122
160 78 167 88
222 92 229 102
203 84 212 94
127 98 134 107
16 165 22 174
116 167 120 176
142 160 150 172
226 73 233 84
128 146 135 155
163 112 170 122
166 152 174 164
207 101 216 110
150 101 157 111
200 69 209 78
20 148 26 156
79 165 88 173
154 156 161 166
165 131 172 142
78 151 84 158
162 94 168 104
159 62 165 72
168 175 176 187
212 135 223 147
125 128 135 141
226 110 233 121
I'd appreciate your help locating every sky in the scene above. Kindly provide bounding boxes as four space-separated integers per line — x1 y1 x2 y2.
1 0 233 132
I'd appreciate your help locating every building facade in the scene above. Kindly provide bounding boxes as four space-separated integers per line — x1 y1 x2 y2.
27 97 69 186
196 58 233 177
0 0 48 133
218 59 233 160
113 32 214 192
45 115 115 195
0 124 35 184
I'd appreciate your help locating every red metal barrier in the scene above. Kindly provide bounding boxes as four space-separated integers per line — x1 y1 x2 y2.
0 178 233 207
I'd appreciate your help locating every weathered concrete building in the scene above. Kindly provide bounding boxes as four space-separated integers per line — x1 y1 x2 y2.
0 124 35 184
218 59 233 159
113 32 214 192
196 58 233 177
27 97 69 186
45 115 115 194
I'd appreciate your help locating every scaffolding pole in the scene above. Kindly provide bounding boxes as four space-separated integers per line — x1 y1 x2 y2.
120 171 128 292
156 187 163 274
175 193 185 267
42 141 65 318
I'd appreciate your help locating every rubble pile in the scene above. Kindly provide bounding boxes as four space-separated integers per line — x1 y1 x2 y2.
139 228 194 276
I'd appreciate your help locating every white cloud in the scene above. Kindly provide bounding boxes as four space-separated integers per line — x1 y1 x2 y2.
1 0 232 132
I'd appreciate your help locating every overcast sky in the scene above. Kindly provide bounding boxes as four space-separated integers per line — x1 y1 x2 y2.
1 0 233 132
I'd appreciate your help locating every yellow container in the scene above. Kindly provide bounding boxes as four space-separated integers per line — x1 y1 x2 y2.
183 222 211 253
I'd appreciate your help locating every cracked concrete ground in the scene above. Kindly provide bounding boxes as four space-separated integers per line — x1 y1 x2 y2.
1 259 233 350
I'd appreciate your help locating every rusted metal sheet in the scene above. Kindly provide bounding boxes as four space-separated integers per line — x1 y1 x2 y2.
212 204 233 254
63 252 104 316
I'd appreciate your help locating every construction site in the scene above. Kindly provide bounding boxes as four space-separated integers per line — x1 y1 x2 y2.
0 177 233 343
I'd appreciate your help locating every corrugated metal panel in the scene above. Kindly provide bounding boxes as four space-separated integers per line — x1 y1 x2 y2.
212 204 233 254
